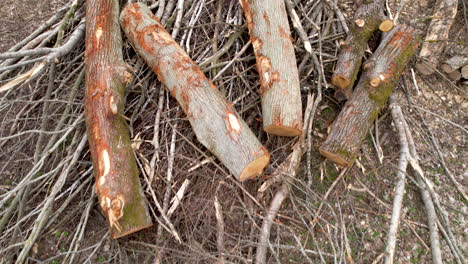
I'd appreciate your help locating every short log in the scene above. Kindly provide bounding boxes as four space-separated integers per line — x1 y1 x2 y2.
332 0 390 100
320 25 419 166
240 0 303 136
85 0 153 238
120 3 270 181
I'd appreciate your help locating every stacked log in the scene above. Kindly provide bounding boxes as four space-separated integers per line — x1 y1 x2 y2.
320 25 419 166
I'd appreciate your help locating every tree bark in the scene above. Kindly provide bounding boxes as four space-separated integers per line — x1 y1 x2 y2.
120 3 270 181
85 0 152 239
240 0 303 136
320 25 419 166
415 0 458 75
332 0 392 101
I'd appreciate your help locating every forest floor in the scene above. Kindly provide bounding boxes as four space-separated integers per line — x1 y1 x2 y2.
0 0 466 263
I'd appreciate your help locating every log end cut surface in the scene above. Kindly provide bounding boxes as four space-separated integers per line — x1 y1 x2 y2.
264 125 302 137
318 148 351 167
239 153 270 181
112 222 153 239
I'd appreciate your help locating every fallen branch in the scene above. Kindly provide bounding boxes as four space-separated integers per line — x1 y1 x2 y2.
256 94 318 264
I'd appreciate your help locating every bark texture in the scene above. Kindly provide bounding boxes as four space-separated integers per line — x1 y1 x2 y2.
240 0 303 136
120 3 270 181
416 0 458 75
85 0 152 238
320 25 419 166
332 0 390 101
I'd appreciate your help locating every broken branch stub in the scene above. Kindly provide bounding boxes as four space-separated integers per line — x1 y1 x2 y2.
332 0 388 101
320 25 419 166
240 0 303 137
85 0 152 238
120 3 270 181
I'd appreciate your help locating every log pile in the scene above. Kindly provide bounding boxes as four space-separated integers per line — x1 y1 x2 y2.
320 25 419 166
331 0 393 101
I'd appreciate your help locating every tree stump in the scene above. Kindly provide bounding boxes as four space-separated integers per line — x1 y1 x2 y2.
120 3 270 181
85 0 152 238
240 0 303 136
320 25 419 166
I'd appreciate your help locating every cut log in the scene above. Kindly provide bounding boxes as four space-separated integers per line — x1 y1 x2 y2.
331 0 388 101
85 0 152 238
239 0 303 136
320 25 419 166
120 3 270 181
416 0 458 75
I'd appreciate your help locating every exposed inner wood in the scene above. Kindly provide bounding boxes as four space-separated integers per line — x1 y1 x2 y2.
239 154 271 181
319 149 350 167
264 125 302 137
379 20 394 32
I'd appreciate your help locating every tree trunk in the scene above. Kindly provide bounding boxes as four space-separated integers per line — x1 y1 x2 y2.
240 0 303 137
320 25 419 166
332 0 393 101
85 0 152 239
120 3 270 181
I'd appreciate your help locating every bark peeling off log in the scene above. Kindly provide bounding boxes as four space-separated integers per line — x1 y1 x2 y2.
332 0 387 101
120 3 270 181
240 0 303 137
85 0 152 238
320 25 419 166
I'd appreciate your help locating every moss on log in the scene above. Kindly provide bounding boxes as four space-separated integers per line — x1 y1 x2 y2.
320 25 419 166
332 0 391 101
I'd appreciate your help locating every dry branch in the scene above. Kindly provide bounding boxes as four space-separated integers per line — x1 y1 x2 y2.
332 0 391 100
85 0 152 238
320 25 419 166
120 3 270 181
240 0 303 136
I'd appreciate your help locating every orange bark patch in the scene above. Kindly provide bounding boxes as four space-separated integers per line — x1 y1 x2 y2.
278 26 293 42
225 110 241 141
263 11 270 26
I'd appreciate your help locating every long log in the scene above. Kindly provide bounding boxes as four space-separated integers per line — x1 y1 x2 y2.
240 0 303 136
320 25 419 166
85 0 152 238
120 3 270 181
331 0 393 100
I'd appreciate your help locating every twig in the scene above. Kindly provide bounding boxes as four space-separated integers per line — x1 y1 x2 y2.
384 96 411 264
214 195 226 264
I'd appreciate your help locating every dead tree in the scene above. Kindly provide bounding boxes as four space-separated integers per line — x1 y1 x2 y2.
332 0 393 100
85 0 152 238
320 25 419 166
120 3 270 181
240 0 303 136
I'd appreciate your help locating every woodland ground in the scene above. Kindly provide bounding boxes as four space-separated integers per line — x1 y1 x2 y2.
0 0 466 263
